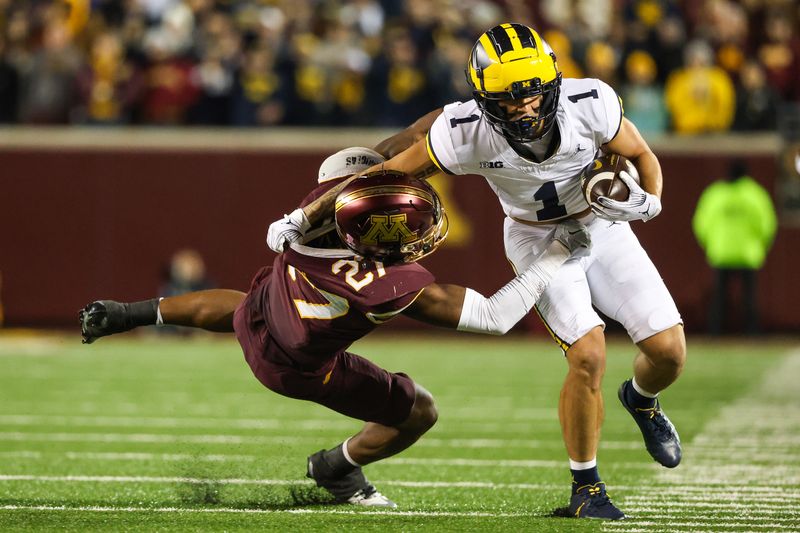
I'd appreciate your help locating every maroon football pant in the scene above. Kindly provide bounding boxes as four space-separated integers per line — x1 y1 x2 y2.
233 269 416 427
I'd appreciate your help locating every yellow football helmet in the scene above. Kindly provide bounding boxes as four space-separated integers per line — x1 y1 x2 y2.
466 23 562 142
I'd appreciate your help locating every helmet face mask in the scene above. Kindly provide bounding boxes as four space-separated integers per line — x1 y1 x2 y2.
466 23 562 143
335 170 448 264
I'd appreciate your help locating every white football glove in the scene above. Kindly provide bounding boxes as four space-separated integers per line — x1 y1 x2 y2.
592 171 662 222
266 208 311 252
552 219 592 258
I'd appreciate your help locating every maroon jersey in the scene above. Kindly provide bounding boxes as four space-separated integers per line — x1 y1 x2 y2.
239 178 433 370
259 245 433 369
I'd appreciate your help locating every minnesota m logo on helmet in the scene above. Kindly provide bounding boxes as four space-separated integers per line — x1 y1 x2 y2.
466 23 562 142
360 214 417 245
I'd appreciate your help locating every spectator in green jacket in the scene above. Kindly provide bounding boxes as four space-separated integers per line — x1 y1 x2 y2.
692 160 777 335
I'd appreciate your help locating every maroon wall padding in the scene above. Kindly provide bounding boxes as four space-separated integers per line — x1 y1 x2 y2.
0 149 794 332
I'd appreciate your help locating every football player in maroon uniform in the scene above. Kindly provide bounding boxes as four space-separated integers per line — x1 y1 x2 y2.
80 148 590 508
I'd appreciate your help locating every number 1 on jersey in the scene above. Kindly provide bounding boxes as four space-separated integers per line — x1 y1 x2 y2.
533 181 567 220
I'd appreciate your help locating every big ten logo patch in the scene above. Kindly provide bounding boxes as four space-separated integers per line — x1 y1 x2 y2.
479 161 504 169
361 214 416 245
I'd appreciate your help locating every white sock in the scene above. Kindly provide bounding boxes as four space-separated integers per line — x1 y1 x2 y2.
632 377 658 398
341 437 360 467
569 458 597 470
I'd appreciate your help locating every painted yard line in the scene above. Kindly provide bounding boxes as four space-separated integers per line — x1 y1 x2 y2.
624 505 800 523
0 450 655 470
691 436 800 446
0 504 536 518
2 457 798 498
608 525 776 533
0 474 561 491
0 414 554 432
604 530 771 533
0 506 794 530
625 494 800 504
615 523 796 530
688 451 800 462
0 451 259 463
0 405 560 422
620 515 800 523
9 411 800 429
612 500 799 512
605 522 798 530
2 474 800 499
0 415 354 431
0 431 643 450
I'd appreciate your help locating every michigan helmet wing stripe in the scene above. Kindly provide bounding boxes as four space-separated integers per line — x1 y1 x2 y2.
425 132 454 175
477 34 500 64
487 25 514 57
509 23 536 49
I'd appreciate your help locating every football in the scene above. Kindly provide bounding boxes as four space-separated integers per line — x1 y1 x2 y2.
580 153 640 204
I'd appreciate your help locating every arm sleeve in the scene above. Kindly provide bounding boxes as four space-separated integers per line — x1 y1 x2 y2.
457 241 569 335
426 103 468 175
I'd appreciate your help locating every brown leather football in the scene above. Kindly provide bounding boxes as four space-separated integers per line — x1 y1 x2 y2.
580 153 640 204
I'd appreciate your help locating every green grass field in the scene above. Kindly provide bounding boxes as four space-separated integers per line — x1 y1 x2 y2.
0 331 798 532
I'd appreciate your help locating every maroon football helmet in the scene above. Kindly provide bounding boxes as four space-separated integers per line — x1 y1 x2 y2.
335 170 448 263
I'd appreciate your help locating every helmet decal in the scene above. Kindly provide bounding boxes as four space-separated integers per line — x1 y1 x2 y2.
360 214 417 245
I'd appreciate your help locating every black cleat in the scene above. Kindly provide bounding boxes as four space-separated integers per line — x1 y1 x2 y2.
618 379 682 468
79 300 135 344
568 482 625 520
306 450 396 508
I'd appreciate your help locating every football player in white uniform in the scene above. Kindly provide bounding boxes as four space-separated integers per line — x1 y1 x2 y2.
267 23 685 520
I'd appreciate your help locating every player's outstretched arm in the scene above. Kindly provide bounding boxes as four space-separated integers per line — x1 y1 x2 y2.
373 108 443 158
403 221 591 334
266 138 440 252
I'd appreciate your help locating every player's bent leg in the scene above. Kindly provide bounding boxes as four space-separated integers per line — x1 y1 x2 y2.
633 324 686 392
347 383 438 465
618 324 685 468
306 379 437 509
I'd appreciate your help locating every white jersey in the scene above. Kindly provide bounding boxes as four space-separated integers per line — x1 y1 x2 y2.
426 78 623 222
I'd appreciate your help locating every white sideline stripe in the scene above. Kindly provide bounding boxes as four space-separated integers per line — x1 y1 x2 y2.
620 515 800 523
0 505 795 529
0 431 643 450
0 504 534 518
625 494 800 503
620 500 800 512
624 507 798 518
2 474 800 498
0 450 656 470
0 474 554 490
607 530 770 533
0 415 354 431
606 522 797 530
0 414 561 429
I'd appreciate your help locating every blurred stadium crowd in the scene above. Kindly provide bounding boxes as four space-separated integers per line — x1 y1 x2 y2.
0 0 798 133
